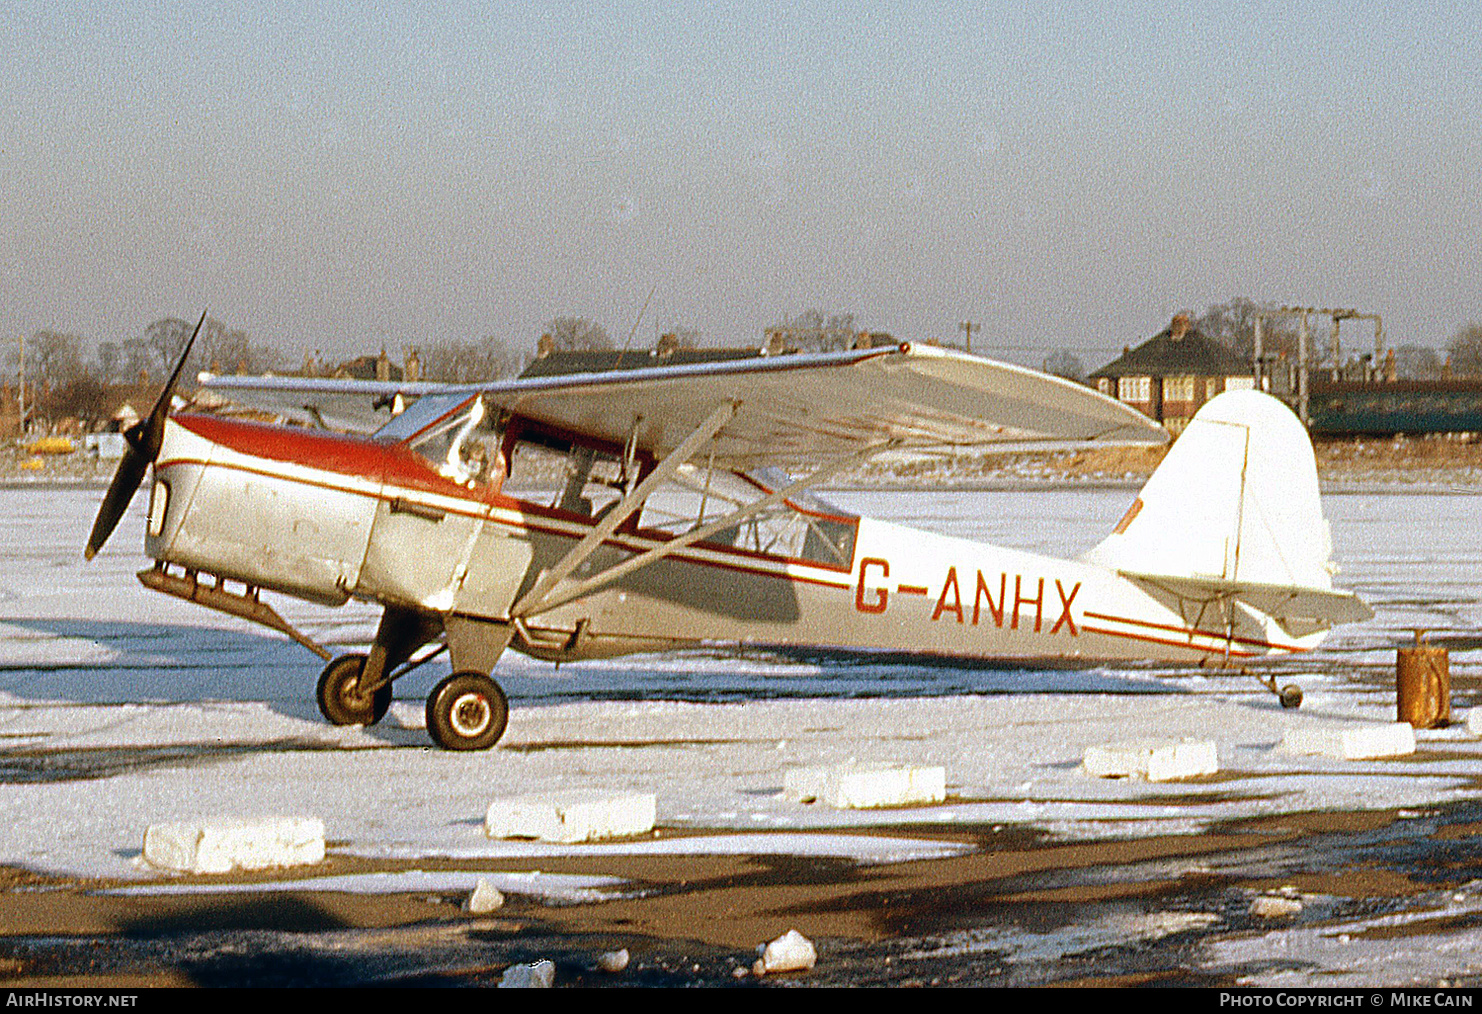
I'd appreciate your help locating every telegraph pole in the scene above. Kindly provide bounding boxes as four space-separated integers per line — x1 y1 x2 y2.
16 333 25 438
958 319 981 354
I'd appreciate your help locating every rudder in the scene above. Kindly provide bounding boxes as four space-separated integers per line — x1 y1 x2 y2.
1083 391 1338 594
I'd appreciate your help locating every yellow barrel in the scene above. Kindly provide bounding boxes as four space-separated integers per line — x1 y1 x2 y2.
1397 630 1450 729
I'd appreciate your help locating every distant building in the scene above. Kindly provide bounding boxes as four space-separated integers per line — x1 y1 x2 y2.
1306 378 1482 435
1089 315 1255 434
330 351 404 383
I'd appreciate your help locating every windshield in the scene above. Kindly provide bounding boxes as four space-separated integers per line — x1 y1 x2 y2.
399 395 503 486
372 392 479 444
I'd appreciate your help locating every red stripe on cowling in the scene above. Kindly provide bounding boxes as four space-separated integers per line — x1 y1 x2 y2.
173 414 501 502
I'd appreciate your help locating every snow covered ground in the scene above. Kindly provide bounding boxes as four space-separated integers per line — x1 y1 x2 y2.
2 483 1481 984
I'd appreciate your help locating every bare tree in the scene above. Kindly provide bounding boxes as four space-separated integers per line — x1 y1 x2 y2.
143 317 197 376
197 318 252 374
1041 349 1086 382
16 330 87 391
198 318 283 375
95 341 122 382
544 317 612 351
1193 297 1299 362
767 310 858 352
1447 322 1482 376
141 315 282 377
119 338 154 382
1393 345 1443 380
420 338 519 383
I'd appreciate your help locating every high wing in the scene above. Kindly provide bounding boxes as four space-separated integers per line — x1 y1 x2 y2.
201 344 1165 467
193 375 455 433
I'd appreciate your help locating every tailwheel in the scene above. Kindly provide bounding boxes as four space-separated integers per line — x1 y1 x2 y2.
426 672 508 751
317 653 393 727
1250 669 1303 710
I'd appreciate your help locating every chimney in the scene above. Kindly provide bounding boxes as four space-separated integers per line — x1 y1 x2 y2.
1170 314 1191 340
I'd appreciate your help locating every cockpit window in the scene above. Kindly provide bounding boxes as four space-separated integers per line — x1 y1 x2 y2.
503 435 627 517
637 466 858 569
403 396 503 486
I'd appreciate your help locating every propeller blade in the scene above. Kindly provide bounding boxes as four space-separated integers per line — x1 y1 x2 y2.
83 445 151 560
83 310 207 559
138 310 207 460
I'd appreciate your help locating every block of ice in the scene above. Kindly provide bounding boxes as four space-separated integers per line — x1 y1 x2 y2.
783 764 946 809
1082 739 1219 782
142 816 325 874
498 960 555 988
485 790 656 843
753 929 816 976
466 877 504 913
1282 722 1416 760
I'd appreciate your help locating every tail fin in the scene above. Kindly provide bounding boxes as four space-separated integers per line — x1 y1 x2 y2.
1084 391 1369 625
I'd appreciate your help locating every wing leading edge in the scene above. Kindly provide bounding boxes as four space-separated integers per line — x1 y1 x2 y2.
201 344 1166 467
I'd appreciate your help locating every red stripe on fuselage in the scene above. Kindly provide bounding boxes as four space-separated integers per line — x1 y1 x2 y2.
166 415 857 588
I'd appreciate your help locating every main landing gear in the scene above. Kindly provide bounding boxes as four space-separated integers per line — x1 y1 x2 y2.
316 653 392 726
426 672 509 751
314 608 514 751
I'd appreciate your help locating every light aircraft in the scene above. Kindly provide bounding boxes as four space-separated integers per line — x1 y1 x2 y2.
85 314 1371 750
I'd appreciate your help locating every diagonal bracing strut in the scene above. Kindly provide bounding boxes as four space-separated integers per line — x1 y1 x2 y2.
509 401 739 618
511 437 898 620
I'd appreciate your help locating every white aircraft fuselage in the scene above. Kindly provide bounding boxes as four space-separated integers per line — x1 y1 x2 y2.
143 410 1322 669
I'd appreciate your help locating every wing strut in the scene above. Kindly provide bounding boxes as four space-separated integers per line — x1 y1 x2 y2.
511 438 897 621
510 401 739 618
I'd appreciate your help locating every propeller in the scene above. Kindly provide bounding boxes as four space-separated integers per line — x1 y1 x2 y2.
84 311 207 560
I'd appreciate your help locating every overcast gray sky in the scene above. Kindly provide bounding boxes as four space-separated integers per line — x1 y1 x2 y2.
2 1 1478 368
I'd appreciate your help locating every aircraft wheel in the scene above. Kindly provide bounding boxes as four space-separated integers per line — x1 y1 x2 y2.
426 672 508 751
317 653 393 727
1279 684 1304 709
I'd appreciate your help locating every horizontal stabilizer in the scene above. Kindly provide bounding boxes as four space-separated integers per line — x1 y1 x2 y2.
1120 571 1374 625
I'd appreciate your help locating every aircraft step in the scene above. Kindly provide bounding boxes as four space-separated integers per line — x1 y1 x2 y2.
137 562 332 661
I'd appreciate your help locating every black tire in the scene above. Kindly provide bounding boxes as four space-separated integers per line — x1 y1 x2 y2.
426 672 508 751
1279 684 1304 709
316 653 393 727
